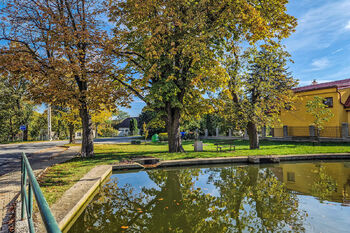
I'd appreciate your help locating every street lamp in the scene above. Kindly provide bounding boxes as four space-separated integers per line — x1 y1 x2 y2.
48 104 52 141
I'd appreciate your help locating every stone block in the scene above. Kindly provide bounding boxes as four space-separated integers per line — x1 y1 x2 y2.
194 141 203 152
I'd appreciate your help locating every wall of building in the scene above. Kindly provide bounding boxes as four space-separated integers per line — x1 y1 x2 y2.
275 87 347 137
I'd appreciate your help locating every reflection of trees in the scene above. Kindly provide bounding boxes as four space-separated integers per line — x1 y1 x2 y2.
208 166 306 233
68 169 222 233
311 165 337 202
68 167 305 233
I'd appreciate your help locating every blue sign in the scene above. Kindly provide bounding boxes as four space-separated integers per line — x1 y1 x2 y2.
20 125 26 131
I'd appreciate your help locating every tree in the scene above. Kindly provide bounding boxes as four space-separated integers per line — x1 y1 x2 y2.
139 110 166 136
0 0 127 156
143 122 149 143
306 96 334 142
129 118 138 136
92 108 114 138
113 110 130 124
221 44 297 149
0 75 35 142
29 112 47 141
108 0 297 152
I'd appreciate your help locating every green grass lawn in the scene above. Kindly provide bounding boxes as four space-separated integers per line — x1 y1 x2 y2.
39 139 350 205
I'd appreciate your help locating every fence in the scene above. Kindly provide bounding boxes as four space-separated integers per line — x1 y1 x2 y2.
21 153 61 233
287 127 310 137
273 126 342 138
273 128 283 137
319 126 342 138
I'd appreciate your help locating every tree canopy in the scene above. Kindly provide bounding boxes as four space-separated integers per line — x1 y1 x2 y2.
0 0 129 155
108 0 297 152
220 43 298 149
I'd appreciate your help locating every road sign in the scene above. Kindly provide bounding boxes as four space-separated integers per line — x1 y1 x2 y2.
20 125 26 131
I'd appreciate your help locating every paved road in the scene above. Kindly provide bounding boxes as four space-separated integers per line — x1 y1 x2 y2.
0 141 68 176
0 137 141 176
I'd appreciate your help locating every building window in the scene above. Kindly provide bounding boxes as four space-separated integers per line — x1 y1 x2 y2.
323 97 333 108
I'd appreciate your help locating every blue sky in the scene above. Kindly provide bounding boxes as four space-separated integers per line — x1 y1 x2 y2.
285 0 350 86
124 0 350 116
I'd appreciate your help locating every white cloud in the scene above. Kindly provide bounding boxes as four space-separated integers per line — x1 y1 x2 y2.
346 20 350 30
332 48 344 54
311 57 330 70
285 0 350 52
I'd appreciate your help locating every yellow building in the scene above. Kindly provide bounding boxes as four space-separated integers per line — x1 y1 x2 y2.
274 78 350 138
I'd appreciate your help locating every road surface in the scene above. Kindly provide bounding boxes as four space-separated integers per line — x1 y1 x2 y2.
0 137 141 176
0 141 68 176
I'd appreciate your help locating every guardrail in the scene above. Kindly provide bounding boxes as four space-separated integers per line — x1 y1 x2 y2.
21 152 61 233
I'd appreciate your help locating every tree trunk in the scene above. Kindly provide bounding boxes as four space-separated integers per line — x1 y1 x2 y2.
95 123 99 139
79 107 94 157
9 117 15 141
69 123 76 144
247 121 259 149
167 105 184 153
23 126 28 141
317 128 321 144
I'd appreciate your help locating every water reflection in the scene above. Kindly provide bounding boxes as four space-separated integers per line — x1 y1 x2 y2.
68 161 350 233
277 162 350 204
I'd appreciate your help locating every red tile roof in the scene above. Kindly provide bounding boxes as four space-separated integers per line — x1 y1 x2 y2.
293 78 350 93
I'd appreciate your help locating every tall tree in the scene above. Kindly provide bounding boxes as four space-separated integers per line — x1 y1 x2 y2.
222 44 297 149
108 0 296 152
129 118 138 136
0 0 126 156
0 75 35 142
306 96 334 142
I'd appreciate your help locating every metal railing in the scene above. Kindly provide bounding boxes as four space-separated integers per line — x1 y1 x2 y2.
21 152 61 233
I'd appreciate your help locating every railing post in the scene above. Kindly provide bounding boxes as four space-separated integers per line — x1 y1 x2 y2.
283 125 288 137
29 183 33 218
21 155 26 220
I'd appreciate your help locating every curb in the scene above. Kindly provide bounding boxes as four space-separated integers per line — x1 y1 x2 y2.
112 153 350 171
46 165 112 232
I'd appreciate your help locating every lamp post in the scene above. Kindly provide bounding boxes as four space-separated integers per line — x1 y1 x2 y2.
48 104 52 141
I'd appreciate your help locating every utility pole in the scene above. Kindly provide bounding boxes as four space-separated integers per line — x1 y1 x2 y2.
48 104 52 141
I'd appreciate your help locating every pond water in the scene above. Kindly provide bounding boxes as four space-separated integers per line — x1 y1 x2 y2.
67 161 350 233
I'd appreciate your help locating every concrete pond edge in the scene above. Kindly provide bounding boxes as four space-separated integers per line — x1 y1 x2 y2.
46 165 112 232
113 153 350 171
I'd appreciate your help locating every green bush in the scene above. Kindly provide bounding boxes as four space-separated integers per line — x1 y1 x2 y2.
158 132 168 141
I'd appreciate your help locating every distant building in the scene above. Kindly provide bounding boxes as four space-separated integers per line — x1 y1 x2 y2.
75 130 96 139
115 117 140 136
275 78 350 138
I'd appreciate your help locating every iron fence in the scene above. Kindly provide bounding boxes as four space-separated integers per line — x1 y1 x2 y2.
273 126 342 138
287 127 309 137
319 126 342 138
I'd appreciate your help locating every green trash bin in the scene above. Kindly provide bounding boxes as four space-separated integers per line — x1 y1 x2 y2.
152 134 159 142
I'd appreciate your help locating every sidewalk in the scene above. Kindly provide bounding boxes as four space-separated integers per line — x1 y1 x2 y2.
0 146 80 232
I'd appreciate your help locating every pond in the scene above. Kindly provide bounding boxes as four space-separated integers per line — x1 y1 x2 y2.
67 161 350 233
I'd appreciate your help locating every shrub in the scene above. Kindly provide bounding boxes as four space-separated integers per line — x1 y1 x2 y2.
131 140 141 145
158 132 168 141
